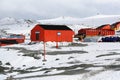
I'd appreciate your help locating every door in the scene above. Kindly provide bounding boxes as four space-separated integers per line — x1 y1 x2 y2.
35 31 40 40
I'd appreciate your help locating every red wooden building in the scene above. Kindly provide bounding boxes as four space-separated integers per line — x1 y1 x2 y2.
78 28 115 37
111 22 120 30
96 24 111 30
31 24 74 42
0 34 25 46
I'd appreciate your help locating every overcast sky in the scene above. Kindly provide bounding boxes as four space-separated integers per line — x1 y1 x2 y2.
0 0 120 19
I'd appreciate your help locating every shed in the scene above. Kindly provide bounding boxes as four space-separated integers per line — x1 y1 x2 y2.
30 24 74 42
111 22 120 30
96 24 111 30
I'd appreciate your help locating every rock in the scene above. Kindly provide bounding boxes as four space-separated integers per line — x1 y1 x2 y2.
5 62 11 65
0 61 2 65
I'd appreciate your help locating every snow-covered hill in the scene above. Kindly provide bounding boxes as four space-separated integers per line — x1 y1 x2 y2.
0 17 37 38
0 17 18 25
38 14 120 27
0 17 36 25
37 16 81 25
81 14 120 27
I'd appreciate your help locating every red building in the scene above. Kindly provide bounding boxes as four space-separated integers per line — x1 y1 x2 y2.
31 24 74 42
0 34 25 46
78 28 115 37
111 22 120 30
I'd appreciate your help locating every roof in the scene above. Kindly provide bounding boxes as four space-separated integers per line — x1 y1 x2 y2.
38 24 72 30
111 22 120 28
96 24 110 29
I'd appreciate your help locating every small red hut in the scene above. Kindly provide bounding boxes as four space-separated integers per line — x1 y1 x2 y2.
30 24 74 42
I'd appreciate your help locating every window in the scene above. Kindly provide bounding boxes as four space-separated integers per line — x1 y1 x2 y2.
57 32 61 36
35 31 40 34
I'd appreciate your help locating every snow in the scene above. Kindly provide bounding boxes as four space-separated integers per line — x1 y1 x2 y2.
0 74 7 80
21 70 120 80
22 75 83 80
0 17 18 25
0 48 35 68
1 42 120 80
88 70 120 80
84 14 120 19
37 16 81 25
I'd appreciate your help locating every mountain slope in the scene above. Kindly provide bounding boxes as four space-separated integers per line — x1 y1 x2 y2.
0 17 37 35
38 15 120 27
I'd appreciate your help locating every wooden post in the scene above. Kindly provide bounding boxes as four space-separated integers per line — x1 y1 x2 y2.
56 32 60 48
56 41 58 48
43 42 47 61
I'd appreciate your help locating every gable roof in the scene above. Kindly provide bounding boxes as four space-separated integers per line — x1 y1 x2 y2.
96 24 110 29
38 24 72 30
111 22 120 28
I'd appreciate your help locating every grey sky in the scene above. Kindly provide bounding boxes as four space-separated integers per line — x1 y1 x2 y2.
0 0 120 19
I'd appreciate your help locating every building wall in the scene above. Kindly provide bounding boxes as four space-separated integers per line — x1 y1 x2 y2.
31 25 44 41
78 29 115 37
44 30 74 42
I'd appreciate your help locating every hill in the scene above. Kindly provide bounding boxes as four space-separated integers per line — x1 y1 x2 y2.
38 14 120 27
